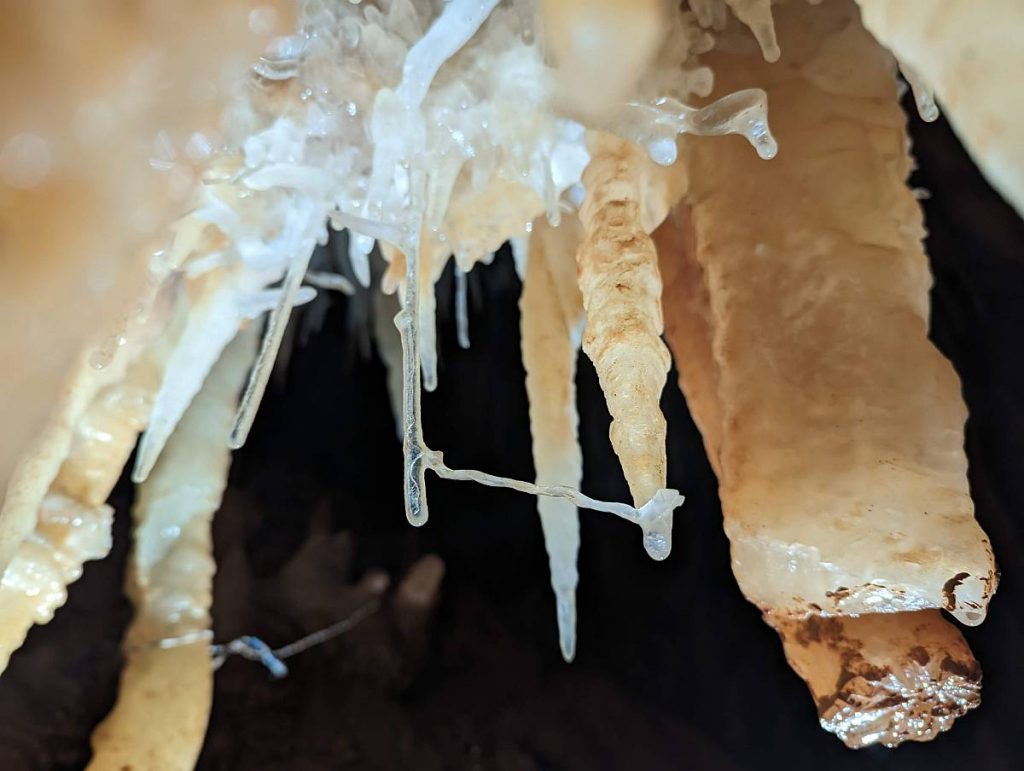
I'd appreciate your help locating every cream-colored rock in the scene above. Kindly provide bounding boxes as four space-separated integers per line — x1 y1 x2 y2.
856 0 1024 216
654 205 722 476
89 328 255 771
540 0 666 118
0 358 124 576
0 274 185 674
0 495 113 673
668 0 996 623
577 135 672 507
656 7 992 736
658 207 986 749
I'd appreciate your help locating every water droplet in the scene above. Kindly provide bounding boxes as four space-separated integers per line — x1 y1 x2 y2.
647 137 677 166
89 348 113 371
642 530 671 561
900 60 940 123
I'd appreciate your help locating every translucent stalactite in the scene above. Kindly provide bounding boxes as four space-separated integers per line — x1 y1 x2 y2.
521 218 584 660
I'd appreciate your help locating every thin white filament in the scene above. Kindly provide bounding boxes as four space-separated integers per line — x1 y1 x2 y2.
425 450 680 561
230 246 316 449
455 266 470 349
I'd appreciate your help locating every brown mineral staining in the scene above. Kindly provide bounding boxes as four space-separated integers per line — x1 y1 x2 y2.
940 655 982 682
908 646 931 666
852 663 891 685
792 616 844 648
828 650 890 705
943 572 971 610
894 549 941 566
825 587 851 603
768 611 981 748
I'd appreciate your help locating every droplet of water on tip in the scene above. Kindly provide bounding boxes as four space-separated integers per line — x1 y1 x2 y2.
748 121 778 160
647 137 678 166
642 530 672 561
900 60 940 123
405 502 429 527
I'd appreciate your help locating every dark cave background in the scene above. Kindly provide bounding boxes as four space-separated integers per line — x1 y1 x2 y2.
0 102 1022 771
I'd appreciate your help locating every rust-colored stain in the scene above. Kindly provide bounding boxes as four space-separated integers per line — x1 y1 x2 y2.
908 646 931 666
942 572 970 611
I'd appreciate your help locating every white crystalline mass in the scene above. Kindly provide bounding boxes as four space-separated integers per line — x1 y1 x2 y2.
134 0 780 654
234 0 593 250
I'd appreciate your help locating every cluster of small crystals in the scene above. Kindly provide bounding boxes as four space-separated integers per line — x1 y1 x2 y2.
232 0 596 264
0 496 111 627
822 670 979 748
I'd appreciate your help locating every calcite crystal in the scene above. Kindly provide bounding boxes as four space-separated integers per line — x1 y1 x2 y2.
770 612 981 748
